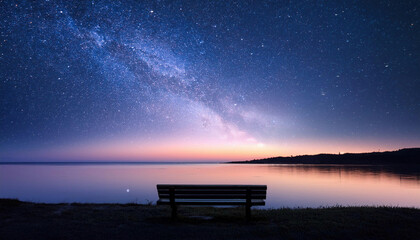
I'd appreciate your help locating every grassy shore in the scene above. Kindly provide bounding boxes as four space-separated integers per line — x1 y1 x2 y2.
1 199 419 240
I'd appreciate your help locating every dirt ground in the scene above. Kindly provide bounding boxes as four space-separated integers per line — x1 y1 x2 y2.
1 199 419 240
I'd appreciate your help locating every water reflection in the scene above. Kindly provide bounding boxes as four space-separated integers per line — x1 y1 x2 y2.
265 164 420 186
0 163 419 208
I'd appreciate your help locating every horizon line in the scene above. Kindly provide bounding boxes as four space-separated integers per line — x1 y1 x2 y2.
0 161 223 165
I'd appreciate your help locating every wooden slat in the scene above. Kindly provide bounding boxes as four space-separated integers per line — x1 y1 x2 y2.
157 189 266 195
157 199 265 206
157 193 264 197
157 184 267 190
158 194 267 199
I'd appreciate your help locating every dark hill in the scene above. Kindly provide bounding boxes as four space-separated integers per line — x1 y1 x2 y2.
230 148 420 164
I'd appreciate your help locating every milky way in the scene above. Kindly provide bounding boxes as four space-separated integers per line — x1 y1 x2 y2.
1 1 419 160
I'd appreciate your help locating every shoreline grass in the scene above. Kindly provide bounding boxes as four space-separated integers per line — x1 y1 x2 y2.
1 199 419 240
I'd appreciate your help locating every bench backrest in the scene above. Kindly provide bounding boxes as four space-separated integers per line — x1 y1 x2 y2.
157 184 267 205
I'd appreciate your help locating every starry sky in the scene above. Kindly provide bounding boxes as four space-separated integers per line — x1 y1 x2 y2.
1 0 419 161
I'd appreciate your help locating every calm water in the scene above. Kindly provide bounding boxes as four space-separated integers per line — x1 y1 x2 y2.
1 163 419 208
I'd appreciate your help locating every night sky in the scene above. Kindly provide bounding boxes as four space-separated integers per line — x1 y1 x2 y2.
1 0 419 161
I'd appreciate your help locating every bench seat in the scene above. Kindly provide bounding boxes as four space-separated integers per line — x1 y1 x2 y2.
156 184 267 219
157 198 266 205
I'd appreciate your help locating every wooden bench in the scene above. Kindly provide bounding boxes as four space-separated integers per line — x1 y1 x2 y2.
156 184 267 219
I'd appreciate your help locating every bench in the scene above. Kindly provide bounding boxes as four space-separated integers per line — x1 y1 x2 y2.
156 184 267 219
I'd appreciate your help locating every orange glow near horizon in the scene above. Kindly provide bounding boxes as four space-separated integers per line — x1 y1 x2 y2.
5 136 419 161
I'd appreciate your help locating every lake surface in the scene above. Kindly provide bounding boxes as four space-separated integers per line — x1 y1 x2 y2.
1 163 419 208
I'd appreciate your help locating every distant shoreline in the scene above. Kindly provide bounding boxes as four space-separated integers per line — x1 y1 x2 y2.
229 148 420 165
2 148 419 165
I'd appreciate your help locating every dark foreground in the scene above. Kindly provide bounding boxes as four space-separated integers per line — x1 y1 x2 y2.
1 199 419 240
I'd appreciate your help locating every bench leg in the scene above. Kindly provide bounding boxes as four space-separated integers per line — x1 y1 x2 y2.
246 188 251 220
246 205 251 220
171 205 177 219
